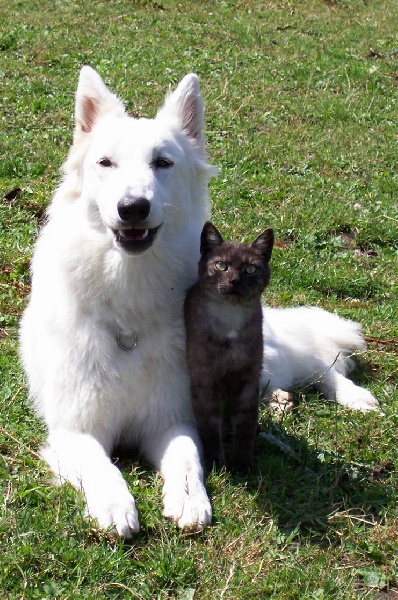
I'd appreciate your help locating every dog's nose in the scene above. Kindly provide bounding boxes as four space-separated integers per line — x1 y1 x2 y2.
117 196 150 222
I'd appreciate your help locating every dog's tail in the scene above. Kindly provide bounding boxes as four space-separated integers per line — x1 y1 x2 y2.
301 307 366 375
263 306 367 376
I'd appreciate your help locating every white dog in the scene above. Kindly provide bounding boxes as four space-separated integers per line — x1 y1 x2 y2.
20 66 215 537
20 67 378 538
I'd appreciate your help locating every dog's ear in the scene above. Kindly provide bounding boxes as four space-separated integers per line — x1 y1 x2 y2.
74 66 125 140
157 74 205 147
200 221 224 258
251 228 274 263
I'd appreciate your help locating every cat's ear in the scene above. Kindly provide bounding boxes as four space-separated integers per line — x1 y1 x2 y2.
251 228 274 263
200 221 224 257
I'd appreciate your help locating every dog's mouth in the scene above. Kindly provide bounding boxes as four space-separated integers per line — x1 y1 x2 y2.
113 225 161 254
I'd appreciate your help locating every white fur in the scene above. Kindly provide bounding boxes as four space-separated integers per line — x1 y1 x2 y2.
20 67 215 537
261 307 379 411
20 68 378 538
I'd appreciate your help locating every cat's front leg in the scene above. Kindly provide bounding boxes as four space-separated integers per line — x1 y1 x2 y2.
229 379 260 472
191 381 225 471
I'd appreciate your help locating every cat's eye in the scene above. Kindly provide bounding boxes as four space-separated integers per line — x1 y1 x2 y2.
245 265 257 274
214 261 227 271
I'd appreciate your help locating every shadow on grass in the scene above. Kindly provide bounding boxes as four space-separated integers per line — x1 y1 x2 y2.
226 412 395 543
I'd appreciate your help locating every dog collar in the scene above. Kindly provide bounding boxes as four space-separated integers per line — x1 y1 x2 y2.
116 332 138 351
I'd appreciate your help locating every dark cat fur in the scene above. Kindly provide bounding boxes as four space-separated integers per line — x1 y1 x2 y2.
184 221 274 472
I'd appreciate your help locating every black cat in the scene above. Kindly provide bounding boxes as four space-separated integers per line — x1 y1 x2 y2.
184 221 274 472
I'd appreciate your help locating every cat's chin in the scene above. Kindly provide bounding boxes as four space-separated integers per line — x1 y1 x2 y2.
217 286 239 296
218 292 242 301
217 289 251 301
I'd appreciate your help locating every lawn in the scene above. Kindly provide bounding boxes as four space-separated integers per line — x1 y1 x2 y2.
1 1 397 598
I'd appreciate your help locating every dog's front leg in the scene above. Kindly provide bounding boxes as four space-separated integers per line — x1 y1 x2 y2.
142 423 212 530
42 431 139 538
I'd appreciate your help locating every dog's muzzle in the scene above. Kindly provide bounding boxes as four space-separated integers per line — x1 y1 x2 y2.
113 195 161 253
113 225 161 254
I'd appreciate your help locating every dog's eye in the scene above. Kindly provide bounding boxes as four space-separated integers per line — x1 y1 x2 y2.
153 157 174 169
245 265 257 274
215 261 227 271
98 158 113 167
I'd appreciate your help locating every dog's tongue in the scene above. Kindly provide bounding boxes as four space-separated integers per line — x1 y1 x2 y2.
120 228 148 241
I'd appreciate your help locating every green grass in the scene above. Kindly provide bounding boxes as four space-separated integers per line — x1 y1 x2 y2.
1 0 397 598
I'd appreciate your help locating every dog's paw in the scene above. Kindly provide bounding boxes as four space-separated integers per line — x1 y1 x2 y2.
162 481 212 531
268 389 294 412
86 491 140 539
336 385 381 413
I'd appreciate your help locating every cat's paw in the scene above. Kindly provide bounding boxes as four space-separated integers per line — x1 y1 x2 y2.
229 458 253 475
162 480 212 531
86 490 140 538
204 452 226 475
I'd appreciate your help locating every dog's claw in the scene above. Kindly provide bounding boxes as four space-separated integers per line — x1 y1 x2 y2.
162 487 212 531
